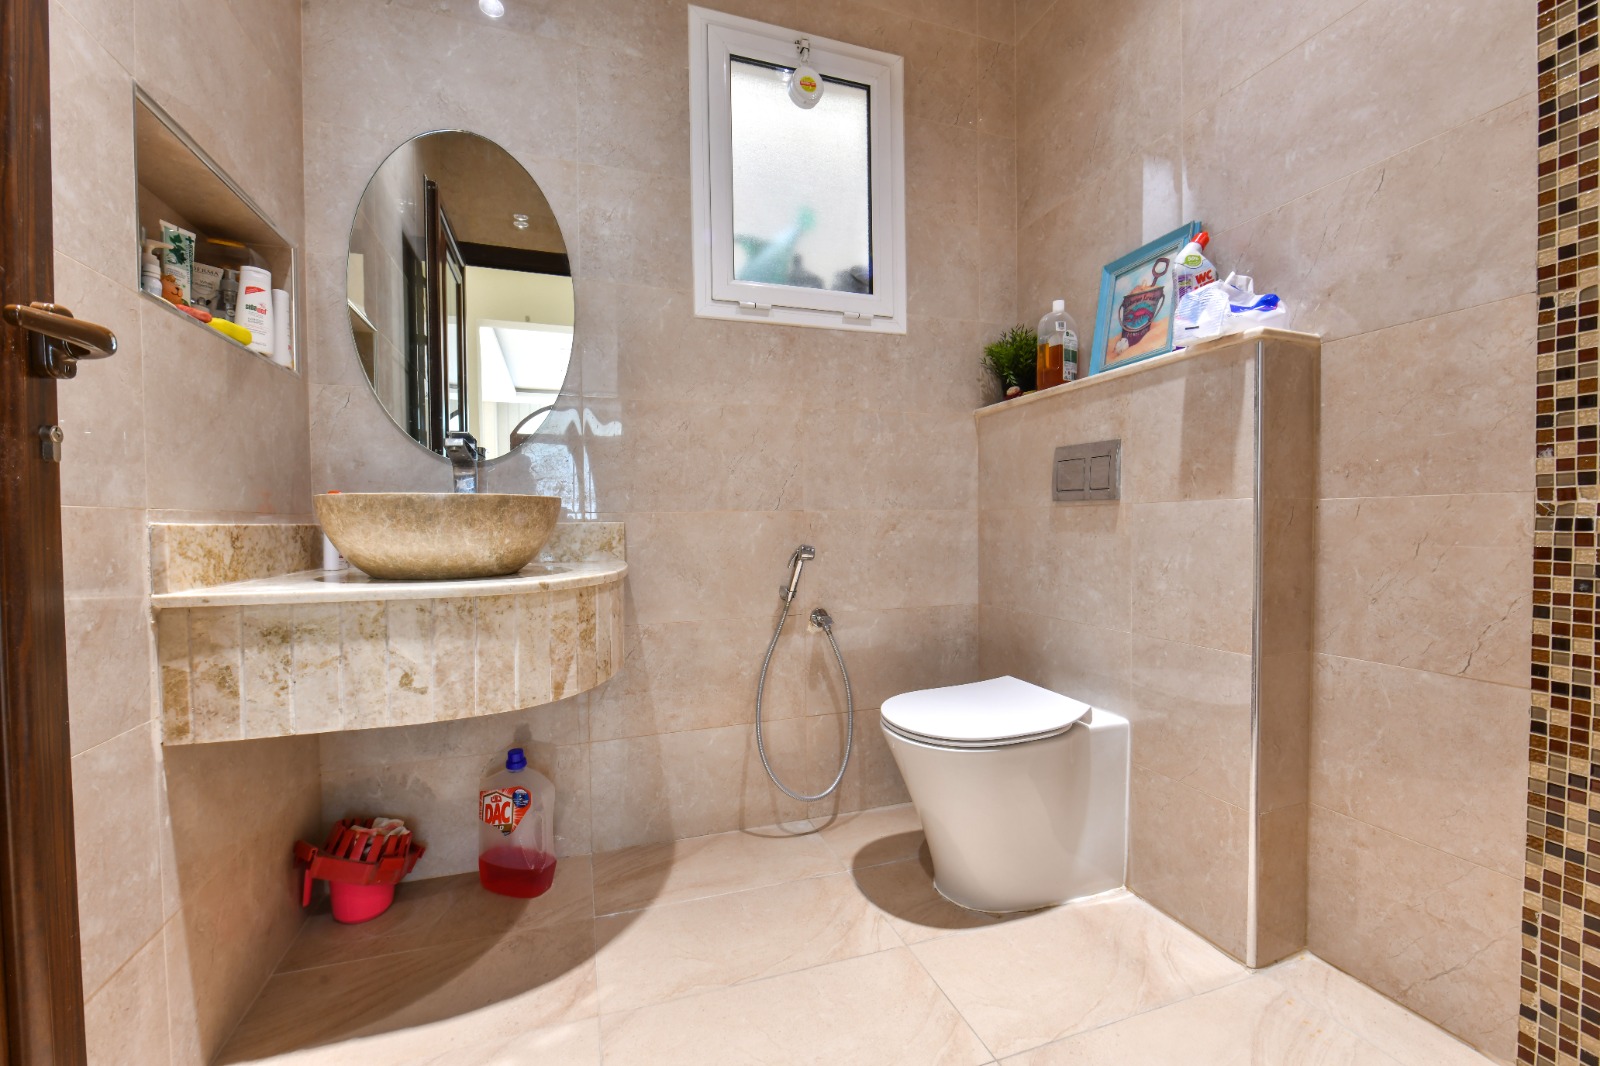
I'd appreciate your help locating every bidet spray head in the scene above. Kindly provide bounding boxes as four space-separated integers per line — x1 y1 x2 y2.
781 545 816 603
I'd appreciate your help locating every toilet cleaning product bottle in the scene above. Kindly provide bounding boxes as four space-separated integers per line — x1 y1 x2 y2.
1172 231 1216 304
478 747 557 898
1036 300 1080 389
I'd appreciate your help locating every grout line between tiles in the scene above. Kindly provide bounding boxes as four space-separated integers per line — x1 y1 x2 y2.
903 936 999 1062
592 944 909 1021
1306 803 1522 884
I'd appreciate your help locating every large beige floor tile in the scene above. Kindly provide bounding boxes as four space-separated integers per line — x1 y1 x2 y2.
811 803 925 868
1265 955 1499 1066
1000 973 1408 1065
594 872 901 1011
599 948 991 1065
853 856 1028 944
277 878 460 973
280 859 596 972
217 1017 601 1066
913 891 1247 1058
217 920 598 1063
591 823 838 915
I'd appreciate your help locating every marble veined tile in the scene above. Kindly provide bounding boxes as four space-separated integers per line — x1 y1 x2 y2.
150 522 318 595
218 920 597 1062
592 826 840 916
598 948 990 1066
1002 973 1407 1064
540 520 626 563
913 890 1247 1058
593 872 902 1012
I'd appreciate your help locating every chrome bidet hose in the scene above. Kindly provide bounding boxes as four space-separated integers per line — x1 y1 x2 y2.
755 550 854 802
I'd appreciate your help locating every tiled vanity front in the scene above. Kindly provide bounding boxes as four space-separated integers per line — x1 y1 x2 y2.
151 522 625 744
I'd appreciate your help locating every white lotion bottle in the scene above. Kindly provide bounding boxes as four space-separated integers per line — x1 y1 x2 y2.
270 288 292 368
233 264 274 356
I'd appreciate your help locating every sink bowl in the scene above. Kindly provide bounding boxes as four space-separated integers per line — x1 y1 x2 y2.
314 492 562 581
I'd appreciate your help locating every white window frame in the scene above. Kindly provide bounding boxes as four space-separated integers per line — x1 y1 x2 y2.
688 6 907 333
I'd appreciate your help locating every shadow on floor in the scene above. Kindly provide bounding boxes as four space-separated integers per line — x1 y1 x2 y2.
212 850 648 1064
844 831 1054 934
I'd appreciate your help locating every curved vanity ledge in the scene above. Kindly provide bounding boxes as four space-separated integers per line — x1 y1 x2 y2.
154 531 626 746
151 559 626 609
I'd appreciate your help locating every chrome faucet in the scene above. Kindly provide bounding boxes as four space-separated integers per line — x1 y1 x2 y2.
443 431 484 493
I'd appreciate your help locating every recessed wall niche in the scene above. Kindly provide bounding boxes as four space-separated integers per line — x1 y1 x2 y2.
132 88 299 372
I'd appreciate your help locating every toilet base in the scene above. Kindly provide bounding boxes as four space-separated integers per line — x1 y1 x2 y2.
884 707 1129 914
931 877 1123 916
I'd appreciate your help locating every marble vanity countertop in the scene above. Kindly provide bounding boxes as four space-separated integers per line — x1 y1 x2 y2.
151 558 628 610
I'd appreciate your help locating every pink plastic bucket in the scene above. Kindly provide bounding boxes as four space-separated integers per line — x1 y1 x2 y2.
330 880 395 924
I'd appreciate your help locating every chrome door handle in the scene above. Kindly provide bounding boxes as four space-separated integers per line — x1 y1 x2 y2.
3 302 118 379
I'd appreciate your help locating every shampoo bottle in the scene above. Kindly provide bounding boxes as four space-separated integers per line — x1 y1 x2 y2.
1036 300 1080 389
233 264 274 356
478 747 557 898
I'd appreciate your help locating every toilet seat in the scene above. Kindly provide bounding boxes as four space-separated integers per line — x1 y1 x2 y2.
880 676 1091 750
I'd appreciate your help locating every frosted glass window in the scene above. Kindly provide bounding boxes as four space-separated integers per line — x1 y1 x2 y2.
729 58 872 294
689 7 904 331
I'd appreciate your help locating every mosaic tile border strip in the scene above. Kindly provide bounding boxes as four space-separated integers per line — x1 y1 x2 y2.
1527 2 1600 1063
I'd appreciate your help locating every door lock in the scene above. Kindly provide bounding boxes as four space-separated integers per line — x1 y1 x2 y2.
38 425 62 462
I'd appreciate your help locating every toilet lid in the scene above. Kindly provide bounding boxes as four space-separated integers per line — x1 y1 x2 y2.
880 676 1091 746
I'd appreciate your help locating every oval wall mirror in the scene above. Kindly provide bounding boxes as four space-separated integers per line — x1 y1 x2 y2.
346 130 573 461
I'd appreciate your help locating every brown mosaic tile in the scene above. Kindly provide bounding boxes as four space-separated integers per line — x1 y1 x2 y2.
1529 4 1600 1062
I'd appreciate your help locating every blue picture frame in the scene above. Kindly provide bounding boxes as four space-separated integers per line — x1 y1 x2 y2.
1088 221 1203 377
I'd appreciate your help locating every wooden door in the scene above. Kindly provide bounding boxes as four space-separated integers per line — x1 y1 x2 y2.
0 0 92 1061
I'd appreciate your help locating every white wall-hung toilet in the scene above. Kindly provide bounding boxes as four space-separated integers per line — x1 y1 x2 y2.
881 676 1129 913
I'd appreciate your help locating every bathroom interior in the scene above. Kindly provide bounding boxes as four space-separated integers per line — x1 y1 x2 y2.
0 0 1562 1062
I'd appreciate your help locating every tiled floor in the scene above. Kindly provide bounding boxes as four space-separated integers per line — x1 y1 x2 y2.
218 805 1498 1065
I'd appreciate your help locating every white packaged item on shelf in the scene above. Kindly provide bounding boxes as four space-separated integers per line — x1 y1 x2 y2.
1174 272 1287 346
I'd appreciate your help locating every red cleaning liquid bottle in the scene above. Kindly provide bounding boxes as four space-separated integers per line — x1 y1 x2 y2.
478 747 557 898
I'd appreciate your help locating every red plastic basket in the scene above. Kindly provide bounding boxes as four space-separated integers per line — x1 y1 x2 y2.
294 817 425 910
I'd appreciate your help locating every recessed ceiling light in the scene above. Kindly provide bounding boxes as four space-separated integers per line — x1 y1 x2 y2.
479 0 505 18
512 213 530 230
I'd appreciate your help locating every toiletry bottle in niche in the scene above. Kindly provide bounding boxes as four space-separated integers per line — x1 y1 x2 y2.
479 747 557 898
217 269 239 323
1037 300 1080 389
233 264 274 356
140 247 162 298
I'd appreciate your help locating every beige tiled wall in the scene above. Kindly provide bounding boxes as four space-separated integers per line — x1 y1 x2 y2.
49 0 319 1062
301 0 1014 861
1013 1 1534 1061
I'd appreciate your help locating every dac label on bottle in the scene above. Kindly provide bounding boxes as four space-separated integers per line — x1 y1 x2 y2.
481 786 532 835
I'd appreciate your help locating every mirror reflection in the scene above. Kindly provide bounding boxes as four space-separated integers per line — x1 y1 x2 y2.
347 130 573 460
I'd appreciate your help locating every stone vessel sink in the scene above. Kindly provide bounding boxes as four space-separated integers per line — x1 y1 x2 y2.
313 492 562 580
